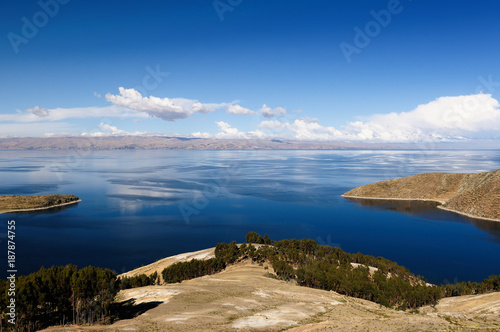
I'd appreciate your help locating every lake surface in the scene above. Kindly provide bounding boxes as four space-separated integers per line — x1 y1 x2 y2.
1 149 500 284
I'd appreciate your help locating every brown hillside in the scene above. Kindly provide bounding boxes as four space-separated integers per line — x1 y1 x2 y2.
342 169 500 221
41 260 500 332
0 194 80 213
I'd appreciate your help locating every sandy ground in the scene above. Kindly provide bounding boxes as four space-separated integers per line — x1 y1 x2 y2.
42 260 500 332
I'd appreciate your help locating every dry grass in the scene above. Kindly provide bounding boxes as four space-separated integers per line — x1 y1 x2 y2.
343 169 500 221
41 260 500 332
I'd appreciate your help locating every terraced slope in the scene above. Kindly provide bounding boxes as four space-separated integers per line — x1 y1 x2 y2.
342 169 500 221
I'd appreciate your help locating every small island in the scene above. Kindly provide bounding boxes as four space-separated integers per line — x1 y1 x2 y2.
343 169 500 222
0 194 81 214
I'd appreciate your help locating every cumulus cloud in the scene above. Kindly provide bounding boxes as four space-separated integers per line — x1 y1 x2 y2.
260 104 287 118
191 131 212 138
99 123 127 135
4 91 500 142
214 121 267 139
82 123 149 137
258 94 500 142
343 94 500 141
191 102 211 114
26 106 49 117
105 88 227 121
106 87 190 121
259 118 341 141
171 98 225 114
226 104 255 115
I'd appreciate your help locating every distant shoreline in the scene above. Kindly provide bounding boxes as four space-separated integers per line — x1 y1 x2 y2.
0 199 81 214
1 136 500 151
342 195 500 223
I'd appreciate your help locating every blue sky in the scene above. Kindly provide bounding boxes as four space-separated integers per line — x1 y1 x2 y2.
1 0 500 142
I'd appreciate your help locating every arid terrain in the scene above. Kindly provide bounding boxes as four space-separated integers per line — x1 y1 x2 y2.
343 169 500 222
0 194 80 214
42 247 500 332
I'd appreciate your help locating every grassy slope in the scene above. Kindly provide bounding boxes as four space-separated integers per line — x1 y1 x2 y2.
42 260 500 332
343 169 500 221
0 194 80 213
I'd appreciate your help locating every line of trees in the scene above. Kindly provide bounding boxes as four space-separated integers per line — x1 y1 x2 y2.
159 232 500 310
0 265 117 331
0 265 162 331
118 272 159 290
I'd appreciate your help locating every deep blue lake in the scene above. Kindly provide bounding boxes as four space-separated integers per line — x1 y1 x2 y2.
1 149 500 284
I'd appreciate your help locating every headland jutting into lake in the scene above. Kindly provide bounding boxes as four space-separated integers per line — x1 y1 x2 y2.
343 169 500 222
0 194 81 214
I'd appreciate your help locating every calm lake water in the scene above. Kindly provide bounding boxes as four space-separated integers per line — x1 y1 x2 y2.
1 149 500 284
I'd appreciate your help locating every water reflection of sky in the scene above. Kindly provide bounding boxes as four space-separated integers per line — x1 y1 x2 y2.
1 149 499 284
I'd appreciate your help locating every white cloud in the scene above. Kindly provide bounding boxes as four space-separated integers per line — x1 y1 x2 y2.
259 118 341 141
260 104 287 118
341 94 500 142
215 121 243 139
26 106 49 117
171 98 225 114
191 102 212 114
214 121 267 139
191 131 212 138
0 122 75 137
82 123 149 137
105 88 227 121
0 105 145 123
256 94 500 142
3 92 499 142
226 104 255 115
99 123 127 135
106 87 190 121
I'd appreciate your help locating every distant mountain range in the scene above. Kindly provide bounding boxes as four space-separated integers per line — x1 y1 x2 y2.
1 136 498 150
343 169 500 221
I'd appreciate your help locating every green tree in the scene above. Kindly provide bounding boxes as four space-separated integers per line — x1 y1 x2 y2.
246 231 264 244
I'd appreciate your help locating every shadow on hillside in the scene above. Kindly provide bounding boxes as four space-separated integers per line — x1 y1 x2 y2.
111 299 162 320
